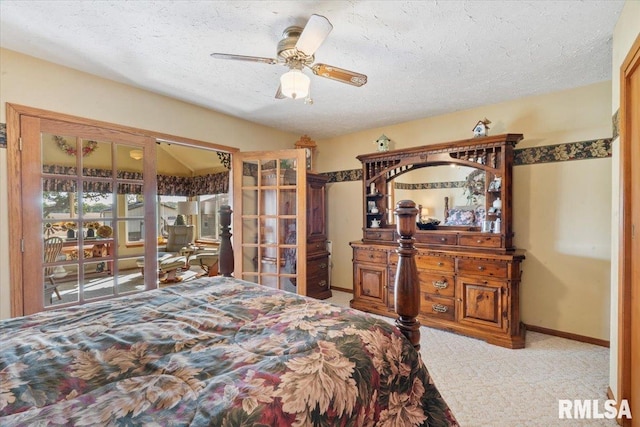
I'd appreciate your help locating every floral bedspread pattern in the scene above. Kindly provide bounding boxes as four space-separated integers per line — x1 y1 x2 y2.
0 277 457 426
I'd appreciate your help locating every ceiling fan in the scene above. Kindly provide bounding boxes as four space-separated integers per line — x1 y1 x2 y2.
211 14 367 103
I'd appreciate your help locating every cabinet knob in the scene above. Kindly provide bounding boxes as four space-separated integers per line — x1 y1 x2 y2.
368 254 374 259
432 279 448 289
440 237 447 242
476 239 483 243
477 266 485 271
437 262 444 267
432 304 448 313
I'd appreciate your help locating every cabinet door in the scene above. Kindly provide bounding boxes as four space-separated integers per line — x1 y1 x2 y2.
456 276 508 331
306 173 328 241
354 262 387 304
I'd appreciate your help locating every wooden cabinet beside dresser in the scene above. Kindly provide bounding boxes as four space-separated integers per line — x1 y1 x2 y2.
306 173 331 300
351 134 526 348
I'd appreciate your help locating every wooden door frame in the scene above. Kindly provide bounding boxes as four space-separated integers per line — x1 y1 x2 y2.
617 34 640 426
6 103 237 317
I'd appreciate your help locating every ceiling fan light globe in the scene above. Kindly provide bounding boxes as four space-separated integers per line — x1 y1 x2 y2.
280 69 310 100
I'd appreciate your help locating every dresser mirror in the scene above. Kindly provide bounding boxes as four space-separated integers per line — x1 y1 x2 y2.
389 165 486 227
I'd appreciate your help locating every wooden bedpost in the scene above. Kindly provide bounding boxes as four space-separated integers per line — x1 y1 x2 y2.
394 200 421 350
219 205 234 277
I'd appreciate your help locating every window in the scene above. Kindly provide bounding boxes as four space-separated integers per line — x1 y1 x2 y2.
198 193 229 241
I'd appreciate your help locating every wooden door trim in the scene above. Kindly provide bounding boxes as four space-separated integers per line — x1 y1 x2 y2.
7 104 25 316
617 33 640 426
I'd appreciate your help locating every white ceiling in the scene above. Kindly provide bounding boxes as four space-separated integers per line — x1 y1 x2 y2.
0 1 624 139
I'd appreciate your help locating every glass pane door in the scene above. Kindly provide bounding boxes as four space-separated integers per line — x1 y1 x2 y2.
233 150 307 295
21 118 156 314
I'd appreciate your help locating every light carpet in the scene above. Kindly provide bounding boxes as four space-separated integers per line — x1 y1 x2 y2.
327 290 615 426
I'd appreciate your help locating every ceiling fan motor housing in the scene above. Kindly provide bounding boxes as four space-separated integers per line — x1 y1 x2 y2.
277 26 314 66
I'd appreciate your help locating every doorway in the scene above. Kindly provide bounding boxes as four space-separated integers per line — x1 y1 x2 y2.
617 33 639 426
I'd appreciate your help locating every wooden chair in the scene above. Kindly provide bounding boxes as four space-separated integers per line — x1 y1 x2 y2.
43 237 64 301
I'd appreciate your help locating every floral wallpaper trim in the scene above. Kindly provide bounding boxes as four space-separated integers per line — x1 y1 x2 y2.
325 138 613 183
513 138 611 165
0 123 6 148
42 164 229 196
395 181 465 190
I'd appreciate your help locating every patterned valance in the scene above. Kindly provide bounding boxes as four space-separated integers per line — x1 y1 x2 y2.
42 165 229 196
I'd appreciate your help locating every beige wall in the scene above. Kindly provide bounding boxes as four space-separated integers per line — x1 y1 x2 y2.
609 0 640 402
317 81 613 340
0 48 299 319
0 43 619 342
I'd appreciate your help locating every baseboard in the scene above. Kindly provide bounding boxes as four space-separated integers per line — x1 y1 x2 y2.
524 324 609 347
330 286 353 294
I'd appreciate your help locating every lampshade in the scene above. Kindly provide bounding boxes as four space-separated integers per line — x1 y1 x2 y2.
129 149 143 160
280 69 310 99
177 201 199 215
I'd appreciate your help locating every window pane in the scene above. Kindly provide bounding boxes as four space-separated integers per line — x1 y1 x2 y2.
82 139 112 177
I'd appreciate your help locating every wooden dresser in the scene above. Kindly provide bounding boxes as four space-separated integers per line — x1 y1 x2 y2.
350 134 526 348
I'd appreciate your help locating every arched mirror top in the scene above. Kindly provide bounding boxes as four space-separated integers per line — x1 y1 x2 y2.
357 133 522 185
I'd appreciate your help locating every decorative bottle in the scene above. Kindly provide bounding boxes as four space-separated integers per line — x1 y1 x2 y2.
493 217 501 233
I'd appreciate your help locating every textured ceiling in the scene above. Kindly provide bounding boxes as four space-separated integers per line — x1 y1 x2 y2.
0 1 624 139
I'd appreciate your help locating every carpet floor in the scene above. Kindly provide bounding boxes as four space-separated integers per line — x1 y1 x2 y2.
327 290 615 427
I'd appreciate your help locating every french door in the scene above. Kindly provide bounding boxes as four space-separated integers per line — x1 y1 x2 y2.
232 149 308 295
17 115 158 315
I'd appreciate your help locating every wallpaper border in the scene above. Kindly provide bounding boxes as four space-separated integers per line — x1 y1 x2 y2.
324 137 613 183
0 123 6 148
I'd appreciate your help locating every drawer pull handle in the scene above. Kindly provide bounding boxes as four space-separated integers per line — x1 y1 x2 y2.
318 280 327 288
478 266 485 271
477 239 483 243
432 280 448 289
437 262 444 267
319 263 327 269
432 304 448 313
440 237 447 242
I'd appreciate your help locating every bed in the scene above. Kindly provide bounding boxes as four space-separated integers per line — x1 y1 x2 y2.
0 204 457 426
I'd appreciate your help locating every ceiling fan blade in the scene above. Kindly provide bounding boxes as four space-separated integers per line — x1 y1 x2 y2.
295 14 333 56
210 53 277 65
311 64 368 87
275 84 285 99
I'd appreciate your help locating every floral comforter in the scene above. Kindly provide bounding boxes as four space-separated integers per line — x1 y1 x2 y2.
0 277 457 426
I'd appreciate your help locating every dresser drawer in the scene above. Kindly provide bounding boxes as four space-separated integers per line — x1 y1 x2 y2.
459 234 502 248
420 294 456 322
307 240 327 255
308 254 329 277
364 229 395 242
415 254 455 272
419 271 455 298
354 247 387 264
415 232 457 246
457 258 508 278
388 252 454 271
